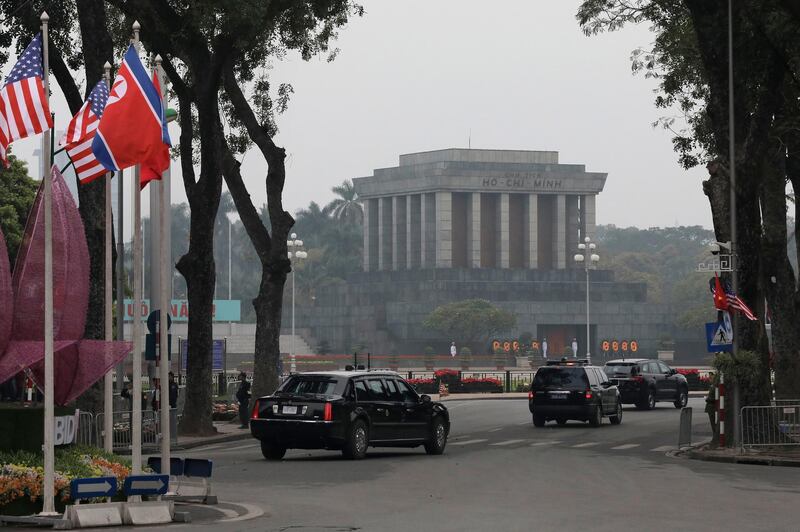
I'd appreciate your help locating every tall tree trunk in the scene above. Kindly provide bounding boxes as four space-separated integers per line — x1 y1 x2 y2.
220 65 293 398
176 82 223 436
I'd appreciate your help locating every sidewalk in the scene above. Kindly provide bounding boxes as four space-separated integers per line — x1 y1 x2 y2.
685 443 800 467
432 390 707 402
173 420 252 450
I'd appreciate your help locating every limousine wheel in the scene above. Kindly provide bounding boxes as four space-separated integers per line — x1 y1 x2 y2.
342 419 368 460
261 441 287 461
424 417 447 455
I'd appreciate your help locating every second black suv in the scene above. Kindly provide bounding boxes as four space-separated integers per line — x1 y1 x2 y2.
603 359 689 410
528 359 622 427
250 370 450 460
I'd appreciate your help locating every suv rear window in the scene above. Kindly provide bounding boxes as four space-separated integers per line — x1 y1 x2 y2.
279 377 339 397
604 364 637 377
533 367 589 390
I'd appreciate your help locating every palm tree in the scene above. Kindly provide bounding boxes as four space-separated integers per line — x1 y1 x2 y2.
326 179 363 225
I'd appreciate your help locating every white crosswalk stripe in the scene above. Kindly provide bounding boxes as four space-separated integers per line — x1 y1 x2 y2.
451 439 488 446
650 445 675 452
490 439 526 446
611 443 641 450
529 440 562 447
572 442 601 448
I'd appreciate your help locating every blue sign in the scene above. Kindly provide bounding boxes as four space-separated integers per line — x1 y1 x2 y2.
706 321 733 353
71 477 117 499
180 339 226 372
147 457 184 476
123 475 169 496
183 458 213 478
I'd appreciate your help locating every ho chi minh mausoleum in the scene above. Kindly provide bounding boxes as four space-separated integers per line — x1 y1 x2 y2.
295 148 671 358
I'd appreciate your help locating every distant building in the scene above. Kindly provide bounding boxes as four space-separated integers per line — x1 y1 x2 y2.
294 148 672 360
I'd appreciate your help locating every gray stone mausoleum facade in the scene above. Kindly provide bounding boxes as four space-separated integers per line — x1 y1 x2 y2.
295 149 671 358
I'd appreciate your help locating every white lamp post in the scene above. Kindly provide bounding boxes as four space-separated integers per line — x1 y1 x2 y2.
287 233 307 373
574 237 600 363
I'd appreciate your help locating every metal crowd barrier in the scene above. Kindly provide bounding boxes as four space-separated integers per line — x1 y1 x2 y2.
76 411 97 446
406 370 536 392
740 403 800 451
95 409 179 452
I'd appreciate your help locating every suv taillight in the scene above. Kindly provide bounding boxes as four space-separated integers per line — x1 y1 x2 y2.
585 391 593 399
528 390 534 400
323 402 333 421
632 376 644 383
250 400 260 420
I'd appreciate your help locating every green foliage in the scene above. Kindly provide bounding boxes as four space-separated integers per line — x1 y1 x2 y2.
327 180 363 225
712 350 769 406
0 154 36 265
423 299 516 349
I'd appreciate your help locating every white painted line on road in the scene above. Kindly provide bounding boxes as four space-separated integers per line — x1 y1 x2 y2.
517 422 530 426
490 439 525 446
650 445 675 452
571 442 601 448
450 439 488 446
611 443 641 450
529 440 562 447
488 427 504 432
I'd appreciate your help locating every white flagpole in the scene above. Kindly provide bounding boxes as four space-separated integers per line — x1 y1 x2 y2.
40 11 56 516
103 61 114 453
155 54 171 479
131 19 143 475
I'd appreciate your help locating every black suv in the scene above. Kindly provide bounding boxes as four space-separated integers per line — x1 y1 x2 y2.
250 370 450 460
528 359 622 427
603 359 688 410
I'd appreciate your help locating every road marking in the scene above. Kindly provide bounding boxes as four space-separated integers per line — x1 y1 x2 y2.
571 442 601 448
517 422 530 426
650 445 675 452
530 440 562 447
450 439 488 446
488 428 504 433
611 443 641 450
490 439 525 446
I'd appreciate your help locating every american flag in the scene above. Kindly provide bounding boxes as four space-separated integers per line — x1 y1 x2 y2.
726 291 757 321
61 80 109 184
0 34 52 166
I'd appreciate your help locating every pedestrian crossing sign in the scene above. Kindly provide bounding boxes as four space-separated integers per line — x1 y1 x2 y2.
705 314 733 352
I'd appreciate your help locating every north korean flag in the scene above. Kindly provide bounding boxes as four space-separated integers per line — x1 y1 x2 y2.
91 45 170 182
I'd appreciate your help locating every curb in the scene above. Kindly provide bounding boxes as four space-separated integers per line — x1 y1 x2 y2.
439 395 527 402
683 444 800 468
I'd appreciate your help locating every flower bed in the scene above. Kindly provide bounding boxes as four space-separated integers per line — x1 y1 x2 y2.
408 378 438 394
676 368 711 391
0 446 133 515
459 377 503 394
212 401 238 421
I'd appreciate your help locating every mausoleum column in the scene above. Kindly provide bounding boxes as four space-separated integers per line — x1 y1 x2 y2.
467 193 481 268
435 191 452 268
526 194 538 269
392 196 407 271
582 194 596 242
497 193 510 268
378 197 393 270
555 194 566 269
362 199 371 271
420 193 436 268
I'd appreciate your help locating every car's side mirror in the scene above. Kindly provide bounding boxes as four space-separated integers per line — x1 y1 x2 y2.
420 394 432 404
668 369 677 376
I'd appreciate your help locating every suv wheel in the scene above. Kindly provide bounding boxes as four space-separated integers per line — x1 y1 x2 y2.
609 402 623 425
674 387 688 409
532 412 545 427
588 404 602 427
260 441 286 461
647 388 657 410
342 419 368 460
424 417 448 455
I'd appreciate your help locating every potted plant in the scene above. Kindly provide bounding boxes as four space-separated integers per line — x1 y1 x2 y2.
423 346 436 370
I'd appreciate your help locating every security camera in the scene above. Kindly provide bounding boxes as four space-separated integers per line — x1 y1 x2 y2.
710 241 731 255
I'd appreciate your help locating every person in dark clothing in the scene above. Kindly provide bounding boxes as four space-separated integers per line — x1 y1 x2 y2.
705 372 719 448
121 379 134 412
236 372 251 429
168 372 178 409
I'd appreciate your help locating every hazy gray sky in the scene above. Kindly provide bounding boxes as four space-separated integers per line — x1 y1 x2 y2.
11 0 713 234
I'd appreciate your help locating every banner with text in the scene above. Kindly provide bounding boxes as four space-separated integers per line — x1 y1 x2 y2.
123 299 241 322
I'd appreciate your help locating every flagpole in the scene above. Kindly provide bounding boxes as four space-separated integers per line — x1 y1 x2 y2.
131 19 143 475
155 54 171 481
103 61 114 453
39 10 56 516
115 167 124 395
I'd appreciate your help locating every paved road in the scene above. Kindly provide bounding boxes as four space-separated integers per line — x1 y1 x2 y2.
163 398 799 531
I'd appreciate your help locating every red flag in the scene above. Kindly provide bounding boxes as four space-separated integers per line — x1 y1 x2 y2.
713 273 728 311
140 70 169 189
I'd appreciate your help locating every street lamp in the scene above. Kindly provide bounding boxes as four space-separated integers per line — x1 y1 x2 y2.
287 233 307 373
574 236 600 363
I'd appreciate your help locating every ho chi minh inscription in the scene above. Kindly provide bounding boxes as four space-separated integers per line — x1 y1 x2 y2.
480 174 563 190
